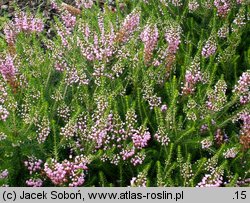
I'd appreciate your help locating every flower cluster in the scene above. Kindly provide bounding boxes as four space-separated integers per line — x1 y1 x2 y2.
111 61 125 78
154 126 170 146
14 12 44 32
24 157 43 175
44 155 89 187
60 121 77 139
23 156 43 187
0 80 8 108
214 0 231 17
163 23 182 71
0 55 17 81
0 105 9 122
188 0 199 12
165 25 182 54
4 12 44 45
197 172 223 187
77 20 116 61
53 52 68 72
236 178 250 187
131 153 146 166
184 97 198 118
92 64 114 86
182 56 203 95
217 23 229 38
140 24 159 63
161 104 168 112
0 75 12 121
201 138 213 149
132 127 151 149
55 24 72 47
50 0 59 10
214 129 228 146
130 172 147 187
75 0 94 9
26 178 43 187
88 112 115 149
36 117 50 143
201 0 213 9
116 10 140 43
57 103 71 121
0 169 8 179
233 70 250 104
142 82 162 109
206 79 227 112
223 148 238 159
235 110 250 150
200 124 209 133
202 37 217 58
237 111 250 135
78 22 91 41
65 67 89 86
87 106 151 166
61 11 76 29
232 7 247 32
181 162 194 184
166 0 183 7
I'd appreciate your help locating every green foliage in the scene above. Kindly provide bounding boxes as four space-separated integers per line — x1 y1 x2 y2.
0 0 249 187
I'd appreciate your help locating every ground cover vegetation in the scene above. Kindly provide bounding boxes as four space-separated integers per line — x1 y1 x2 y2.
0 0 249 187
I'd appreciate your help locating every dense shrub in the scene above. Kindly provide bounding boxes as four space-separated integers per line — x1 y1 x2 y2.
0 0 249 187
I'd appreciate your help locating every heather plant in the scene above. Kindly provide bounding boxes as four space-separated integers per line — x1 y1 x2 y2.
0 0 249 187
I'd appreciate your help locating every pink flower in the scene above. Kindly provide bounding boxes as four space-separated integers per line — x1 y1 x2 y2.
3 12 44 45
223 148 238 159
161 104 168 112
0 55 16 80
14 12 44 33
165 25 182 54
26 178 43 187
206 80 227 111
182 57 203 95
197 172 223 187
140 24 159 63
3 23 16 45
62 11 76 29
235 111 250 136
154 127 170 146
0 169 8 179
131 153 146 166
214 0 231 17
0 106 9 121
44 156 89 186
117 10 140 42
188 0 199 12
233 71 250 104
24 157 43 175
120 148 135 160
202 38 217 58
75 0 94 9
132 128 151 149
50 0 59 10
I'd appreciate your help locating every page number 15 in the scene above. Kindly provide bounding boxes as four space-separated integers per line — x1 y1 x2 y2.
234 191 247 200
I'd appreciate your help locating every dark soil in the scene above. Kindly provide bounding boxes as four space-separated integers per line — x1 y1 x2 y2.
0 0 116 17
